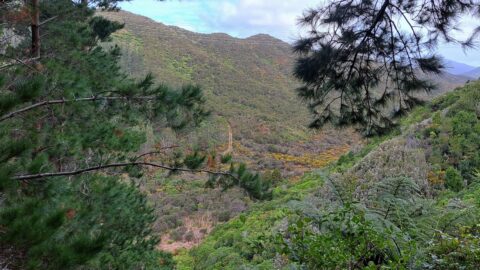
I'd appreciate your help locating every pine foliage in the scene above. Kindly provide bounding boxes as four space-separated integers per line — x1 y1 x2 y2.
293 0 479 135
0 1 221 268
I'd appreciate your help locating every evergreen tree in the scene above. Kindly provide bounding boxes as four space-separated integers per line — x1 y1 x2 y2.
0 1 270 268
293 0 480 135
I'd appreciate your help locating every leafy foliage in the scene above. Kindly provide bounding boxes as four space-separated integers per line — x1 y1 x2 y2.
283 204 415 269
445 167 463 192
426 225 480 269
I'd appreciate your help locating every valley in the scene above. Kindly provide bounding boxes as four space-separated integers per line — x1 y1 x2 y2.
100 10 473 257
1 2 479 269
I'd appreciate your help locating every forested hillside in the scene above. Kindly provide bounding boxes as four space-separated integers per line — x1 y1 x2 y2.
94 10 474 188
0 2 267 269
100 10 309 144
177 81 480 269
1 1 479 270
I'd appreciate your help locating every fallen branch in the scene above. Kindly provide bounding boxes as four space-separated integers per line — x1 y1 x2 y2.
13 161 236 181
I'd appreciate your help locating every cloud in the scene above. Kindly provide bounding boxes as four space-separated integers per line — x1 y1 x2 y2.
202 0 318 41
120 0 480 66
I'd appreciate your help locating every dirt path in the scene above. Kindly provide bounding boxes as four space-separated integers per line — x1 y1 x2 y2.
222 121 233 155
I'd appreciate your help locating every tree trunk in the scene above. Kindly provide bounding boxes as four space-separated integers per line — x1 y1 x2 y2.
31 0 40 58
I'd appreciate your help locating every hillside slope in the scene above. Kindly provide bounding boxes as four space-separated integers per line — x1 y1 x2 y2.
100 10 308 143
177 81 480 269
100 10 467 145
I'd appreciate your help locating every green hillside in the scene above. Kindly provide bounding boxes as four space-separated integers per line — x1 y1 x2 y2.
96 10 474 185
100 11 466 146
95 12 478 262
100 11 309 144
176 81 480 269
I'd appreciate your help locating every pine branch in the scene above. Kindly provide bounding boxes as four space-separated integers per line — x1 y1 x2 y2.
0 95 156 123
39 15 59 26
133 146 180 160
12 161 239 181
0 56 41 71
347 0 390 80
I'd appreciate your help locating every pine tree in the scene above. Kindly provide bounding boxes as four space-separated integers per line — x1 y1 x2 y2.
0 1 270 268
294 0 480 135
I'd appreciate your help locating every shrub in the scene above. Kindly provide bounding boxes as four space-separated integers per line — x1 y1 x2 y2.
263 169 282 183
445 167 463 192
217 211 231 222
171 227 188 242
281 205 415 269
184 231 195 242
452 111 477 136
427 225 480 269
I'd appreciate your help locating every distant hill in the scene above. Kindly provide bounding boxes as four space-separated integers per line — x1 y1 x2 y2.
462 67 480 79
443 59 480 79
443 59 477 75
100 11 468 146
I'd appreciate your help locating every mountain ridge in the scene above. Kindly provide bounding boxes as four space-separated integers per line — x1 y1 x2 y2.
462 67 480 79
443 59 480 79
101 10 308 143
443 59 477 74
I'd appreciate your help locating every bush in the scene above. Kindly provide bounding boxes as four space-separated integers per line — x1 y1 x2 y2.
184 231 195 242
217 211 231 222
262 169 282 184
282 205 415 269
171 227 188 242
445 167 463 192
427 225 480 269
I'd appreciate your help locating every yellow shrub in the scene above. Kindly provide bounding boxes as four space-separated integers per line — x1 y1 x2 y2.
269 145 350 168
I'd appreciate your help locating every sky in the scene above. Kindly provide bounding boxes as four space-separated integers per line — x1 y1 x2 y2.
119 0 480 67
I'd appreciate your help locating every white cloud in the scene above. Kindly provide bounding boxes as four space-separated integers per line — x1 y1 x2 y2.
121 0 480 66
203 0 318 41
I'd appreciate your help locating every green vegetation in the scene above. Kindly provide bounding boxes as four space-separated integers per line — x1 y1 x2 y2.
101 10 310 144
180 82 480 269
1 2 479 270
0 1 269 269
99 11 465 180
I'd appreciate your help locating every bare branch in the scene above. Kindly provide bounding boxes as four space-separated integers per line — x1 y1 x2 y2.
133 146 180 160
0 56 41 71
39 15 59 26
13 161 238 181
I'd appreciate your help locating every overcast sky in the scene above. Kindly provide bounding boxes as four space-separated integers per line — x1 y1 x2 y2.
120 0 480 67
